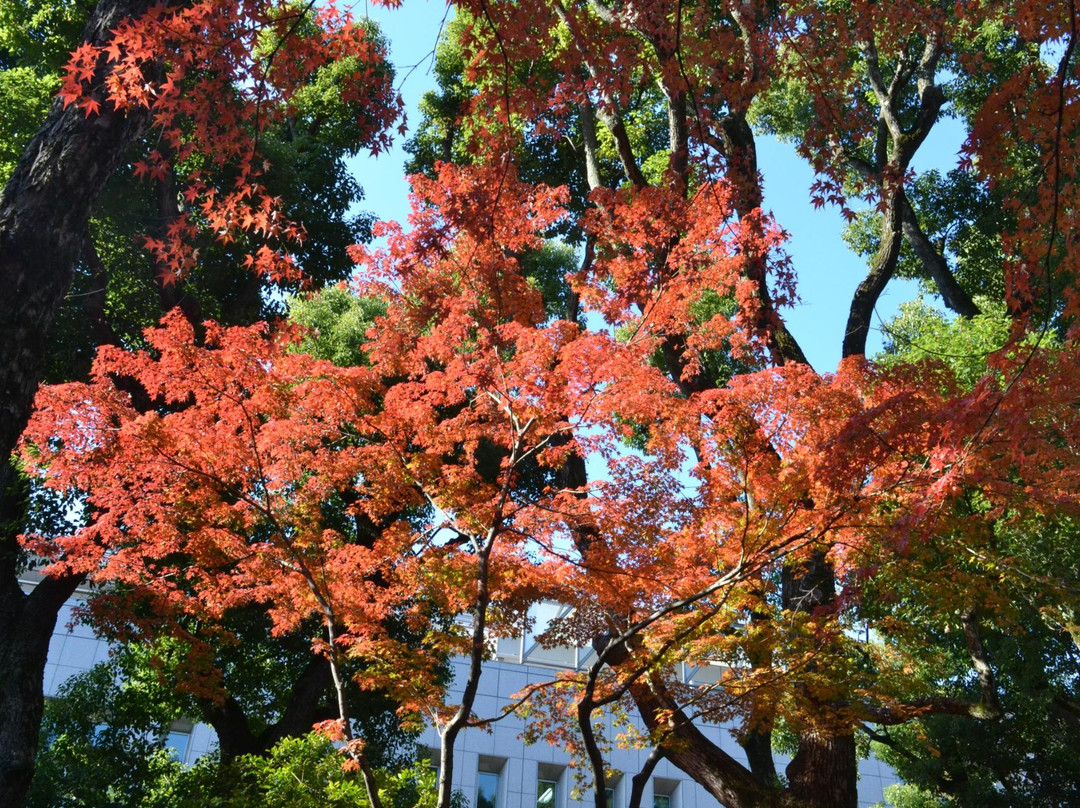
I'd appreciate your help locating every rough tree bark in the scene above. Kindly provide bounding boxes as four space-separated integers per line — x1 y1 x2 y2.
781 551 859 808
0 1 164 803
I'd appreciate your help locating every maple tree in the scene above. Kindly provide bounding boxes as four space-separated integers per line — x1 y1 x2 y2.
0 0 401 804
15 1 1080 808
25 293 435 807
390 1 1080 805
24 162 584 808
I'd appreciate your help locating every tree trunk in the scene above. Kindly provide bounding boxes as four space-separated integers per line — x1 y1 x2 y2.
0 0 158 462
198 655 335 762
0 1 163 803
897 192 981 318
0 567 81 807
719 111 808 367
781 552 858 808
843 192 902 358
629 676 785 808
785 729 858 808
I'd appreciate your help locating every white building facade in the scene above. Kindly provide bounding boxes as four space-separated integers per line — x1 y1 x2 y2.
418 603 897 808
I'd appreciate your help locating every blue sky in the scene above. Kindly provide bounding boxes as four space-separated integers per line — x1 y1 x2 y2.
346 1 966 373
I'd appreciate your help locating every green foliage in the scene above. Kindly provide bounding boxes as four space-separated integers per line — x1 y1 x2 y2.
29 637 437 808
687 290 757 387
255 126 376 284
76 593 419 772
288 286 387 367
291 53 392 155
519 240 579 321
877 296 1061 390
27 641 197 808
0 0 87 183
591 82 670 186
841 170 1010 304
869 619 1080 807
199 612 336 741
868 293 1080 806
946 18 1044 127
877 297 1012 388
33 670 438 808
853 436 1080 807
746 50 815 143
752 15 1047 322
0 67 57 184
0 0 92 71
225 735 373 808
168 736 442 808
874 783 949 808
404 15 474 177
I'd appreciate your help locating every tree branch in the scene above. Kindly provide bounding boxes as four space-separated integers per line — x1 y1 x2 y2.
580 100 606 192
897 192 980 317
860 34 904 146
843 192 902 357
960 608 1001 719
627 748 666 808
552 0 645 187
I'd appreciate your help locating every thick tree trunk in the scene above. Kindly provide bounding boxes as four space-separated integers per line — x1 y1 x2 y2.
739 726 778 787
737 595 779 787
0 566 82 807
629 676 785 808
0 0 158 461
785 729 858 808
0 1 163 803
781 552 858 808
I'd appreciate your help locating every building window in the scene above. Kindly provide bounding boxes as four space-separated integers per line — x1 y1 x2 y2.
476 755 506 808
537 778 556 808
652 777 677 808
537 762 565 808
165 728 191 763
477 772 499 808
604 771 624 808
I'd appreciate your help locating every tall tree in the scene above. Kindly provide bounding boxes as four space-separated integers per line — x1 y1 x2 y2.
0 0 399 803
399 0 1080 804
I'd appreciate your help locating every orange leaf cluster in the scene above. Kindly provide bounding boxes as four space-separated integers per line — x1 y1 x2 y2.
59 0 402 284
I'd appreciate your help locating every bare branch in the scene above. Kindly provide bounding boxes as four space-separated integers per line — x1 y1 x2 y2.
897 192 980 317
860 34 904 145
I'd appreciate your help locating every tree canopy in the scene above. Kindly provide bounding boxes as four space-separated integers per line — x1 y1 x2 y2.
7 0 1080 807
0 0 401 804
